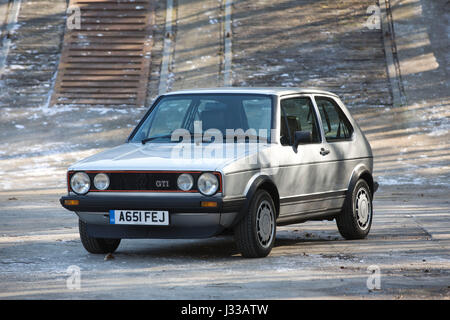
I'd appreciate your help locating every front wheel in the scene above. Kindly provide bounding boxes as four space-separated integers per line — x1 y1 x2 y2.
79 219 121 254
336 179 373 239
234 190 276 258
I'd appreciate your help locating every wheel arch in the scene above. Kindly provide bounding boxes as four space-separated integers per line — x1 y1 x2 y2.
348 164 375 197
232 175 280 227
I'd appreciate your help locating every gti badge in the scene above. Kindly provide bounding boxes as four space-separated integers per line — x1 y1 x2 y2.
155 180 169 188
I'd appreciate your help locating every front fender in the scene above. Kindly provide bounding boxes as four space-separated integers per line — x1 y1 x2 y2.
229 174 280 227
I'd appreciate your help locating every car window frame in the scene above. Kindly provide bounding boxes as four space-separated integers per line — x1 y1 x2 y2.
278 94 323 146
312 95 354 143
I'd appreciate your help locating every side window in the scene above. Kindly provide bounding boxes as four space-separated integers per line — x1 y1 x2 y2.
316 97 353 142
280 97 320 146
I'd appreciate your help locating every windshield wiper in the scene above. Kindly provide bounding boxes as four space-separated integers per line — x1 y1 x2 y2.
141 134 173 145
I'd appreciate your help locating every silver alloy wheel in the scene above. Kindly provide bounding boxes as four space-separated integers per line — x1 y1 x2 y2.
355 188 371 230
256 200 275 248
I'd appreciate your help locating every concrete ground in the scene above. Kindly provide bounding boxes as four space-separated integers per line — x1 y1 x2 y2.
0 0 449 299
0 186 449 299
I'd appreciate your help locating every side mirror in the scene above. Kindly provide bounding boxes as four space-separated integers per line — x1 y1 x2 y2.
293 131 312 152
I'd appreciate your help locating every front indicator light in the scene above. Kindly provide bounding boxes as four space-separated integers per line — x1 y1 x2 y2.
64 200 79 206
201 201 218 208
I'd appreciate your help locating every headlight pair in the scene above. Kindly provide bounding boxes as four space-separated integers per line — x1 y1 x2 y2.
70 172 109 195
177 173 219 196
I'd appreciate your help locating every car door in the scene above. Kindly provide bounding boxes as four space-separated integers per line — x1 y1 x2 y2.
273 95 331 219
313 95 355 199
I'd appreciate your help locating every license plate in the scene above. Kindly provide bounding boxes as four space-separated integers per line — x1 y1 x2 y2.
109 210 169 226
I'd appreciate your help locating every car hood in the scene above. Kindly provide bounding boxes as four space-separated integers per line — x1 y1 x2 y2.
70 142 270 172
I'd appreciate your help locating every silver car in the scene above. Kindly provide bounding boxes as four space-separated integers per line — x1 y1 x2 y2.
61 88 378 258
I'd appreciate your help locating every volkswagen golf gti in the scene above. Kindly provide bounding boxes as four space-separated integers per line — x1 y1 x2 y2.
60 88 378 258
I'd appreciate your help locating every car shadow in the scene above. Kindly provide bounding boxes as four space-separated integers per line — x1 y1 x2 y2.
112 232 338 260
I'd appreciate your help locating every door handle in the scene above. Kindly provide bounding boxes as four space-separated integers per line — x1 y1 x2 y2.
320 148 330 156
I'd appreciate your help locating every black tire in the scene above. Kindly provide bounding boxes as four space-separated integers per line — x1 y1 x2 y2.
336 179 373 240
234 190 276 258
79 219 121 254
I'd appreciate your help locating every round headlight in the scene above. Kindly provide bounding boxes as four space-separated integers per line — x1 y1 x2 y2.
197 173 219 196
177 173 194 191
70 172 90 195
94 173 110 190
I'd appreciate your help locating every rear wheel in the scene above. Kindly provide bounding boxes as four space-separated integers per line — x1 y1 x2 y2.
79 219 121 254
336 179 373 239
234 190 276 258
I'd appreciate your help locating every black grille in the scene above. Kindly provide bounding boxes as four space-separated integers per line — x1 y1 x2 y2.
108 172 185 191
91 172 201 191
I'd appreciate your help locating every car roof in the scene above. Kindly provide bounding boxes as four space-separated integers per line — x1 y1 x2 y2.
163 87 339 98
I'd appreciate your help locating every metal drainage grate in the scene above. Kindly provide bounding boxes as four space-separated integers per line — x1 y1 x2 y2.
51 0 154 107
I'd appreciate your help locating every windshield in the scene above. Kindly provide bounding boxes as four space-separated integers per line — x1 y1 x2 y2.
130 94 273 143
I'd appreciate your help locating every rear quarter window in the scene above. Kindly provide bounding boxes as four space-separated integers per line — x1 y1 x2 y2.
315 97 353 142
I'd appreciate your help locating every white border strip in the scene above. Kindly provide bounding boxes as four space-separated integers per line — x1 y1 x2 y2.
0 0 21 78
158 0 173 95
223 0 232 86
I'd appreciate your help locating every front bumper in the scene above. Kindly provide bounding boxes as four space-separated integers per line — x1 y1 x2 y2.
60 193 245 239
